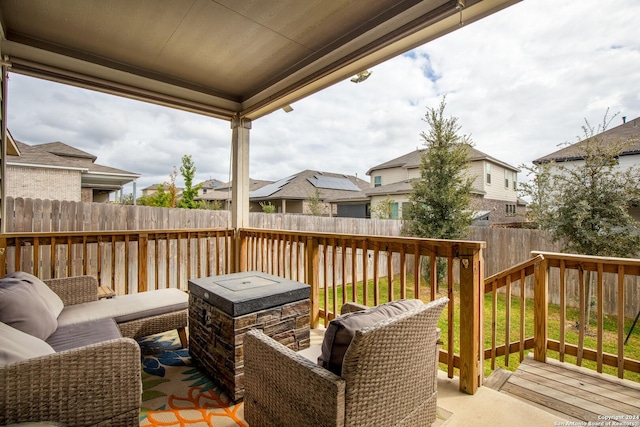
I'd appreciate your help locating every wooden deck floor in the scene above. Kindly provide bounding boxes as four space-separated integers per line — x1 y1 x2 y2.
486 355 640 424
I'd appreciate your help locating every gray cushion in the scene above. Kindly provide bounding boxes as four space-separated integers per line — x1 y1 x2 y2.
4 271 64 317
46 317 122 352
0 276 58 340
57 288 188 327
318 299 423 376
0 321 56 366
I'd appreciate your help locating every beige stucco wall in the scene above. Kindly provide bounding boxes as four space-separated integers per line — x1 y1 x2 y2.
370 194 411 219
370 167 417 187
7 165 81 202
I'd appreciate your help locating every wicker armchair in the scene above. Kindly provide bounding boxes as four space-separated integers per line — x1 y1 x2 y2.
0 338 141 426
244 297 448 427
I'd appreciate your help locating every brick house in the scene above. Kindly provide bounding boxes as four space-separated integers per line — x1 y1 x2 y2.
6 136 139 203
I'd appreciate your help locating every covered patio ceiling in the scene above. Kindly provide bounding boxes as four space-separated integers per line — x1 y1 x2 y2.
0 0 519 121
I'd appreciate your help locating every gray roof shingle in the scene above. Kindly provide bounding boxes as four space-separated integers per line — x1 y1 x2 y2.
534 116 640 164
366 147 519 175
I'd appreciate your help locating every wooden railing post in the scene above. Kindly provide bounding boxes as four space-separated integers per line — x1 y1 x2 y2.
533 256 548 362
306 236 320 328
138 232 148 292
458 248 483 395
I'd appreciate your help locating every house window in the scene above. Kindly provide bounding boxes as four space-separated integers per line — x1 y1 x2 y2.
486 164 491 184
504 170 509 188
505 204 516 216
391 203 399 219
513 172 517 191
374 176 382 187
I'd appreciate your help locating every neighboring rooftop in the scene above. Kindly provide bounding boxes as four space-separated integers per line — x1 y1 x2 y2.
250 170 368 201
534 116 640 164
367 147 519 175
8 140 140 183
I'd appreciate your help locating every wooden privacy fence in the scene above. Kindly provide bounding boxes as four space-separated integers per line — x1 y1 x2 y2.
3 197 232 231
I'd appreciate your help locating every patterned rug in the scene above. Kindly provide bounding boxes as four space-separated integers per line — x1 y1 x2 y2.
138 331 451 427
138 331 246 427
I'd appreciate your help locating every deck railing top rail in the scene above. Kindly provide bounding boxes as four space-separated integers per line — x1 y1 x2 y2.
240 227 486 257
532 250 640 275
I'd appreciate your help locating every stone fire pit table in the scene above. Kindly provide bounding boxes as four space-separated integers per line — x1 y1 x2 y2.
188 271 310 402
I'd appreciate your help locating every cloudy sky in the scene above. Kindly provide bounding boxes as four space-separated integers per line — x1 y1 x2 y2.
6 0 640 198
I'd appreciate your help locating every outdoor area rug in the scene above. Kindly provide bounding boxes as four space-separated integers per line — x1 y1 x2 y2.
138 331 246 427
138 330 451 427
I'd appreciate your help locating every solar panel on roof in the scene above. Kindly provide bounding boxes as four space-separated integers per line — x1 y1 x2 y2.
250 175 295 198
307 175 360 191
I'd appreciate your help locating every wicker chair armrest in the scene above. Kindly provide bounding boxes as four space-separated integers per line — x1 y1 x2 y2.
340 302 369 315
0 338 141 426
244 329 346 427
44 275 99 305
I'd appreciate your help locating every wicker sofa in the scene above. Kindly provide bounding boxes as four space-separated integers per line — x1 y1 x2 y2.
244 297 448 427
0 272 189 426
46 275 189 347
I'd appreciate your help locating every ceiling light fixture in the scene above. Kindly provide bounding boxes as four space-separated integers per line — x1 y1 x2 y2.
457 0 465 26
350 70 372 83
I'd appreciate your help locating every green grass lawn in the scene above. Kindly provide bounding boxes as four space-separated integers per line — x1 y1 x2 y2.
319 275 640 382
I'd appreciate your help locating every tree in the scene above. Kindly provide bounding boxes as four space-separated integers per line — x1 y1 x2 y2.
136 169 178 207
522 112 640 327
177 155 202 209
259 201 276 213
307 188 324 216
197 200 223 210
403 97 475 240
541 114 640 257
117 193 134 205
403 97 475 286
518 161 554 228
372 196 396 219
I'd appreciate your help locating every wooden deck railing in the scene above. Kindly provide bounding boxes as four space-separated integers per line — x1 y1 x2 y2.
0 229 233 293
484 251 640 381
483 254 543 370
238 227 486 394
531 251 640 379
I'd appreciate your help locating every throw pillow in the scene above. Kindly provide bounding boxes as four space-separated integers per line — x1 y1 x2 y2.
3 271 64 317
318 299 423 375
0 276 58 340
0 321 56 366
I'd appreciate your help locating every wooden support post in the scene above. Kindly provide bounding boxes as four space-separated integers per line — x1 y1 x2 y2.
458 248 482 395
306 236 320 328
231 116 251 273
238 229 248 273
533 257 548 362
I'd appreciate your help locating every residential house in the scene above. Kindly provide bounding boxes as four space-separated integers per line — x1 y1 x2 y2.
534 115 640 220
197 178 272 210
366 148 523 224
197 178 225 198
249 170 369 216
6 135 140 203
141 183 184 198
